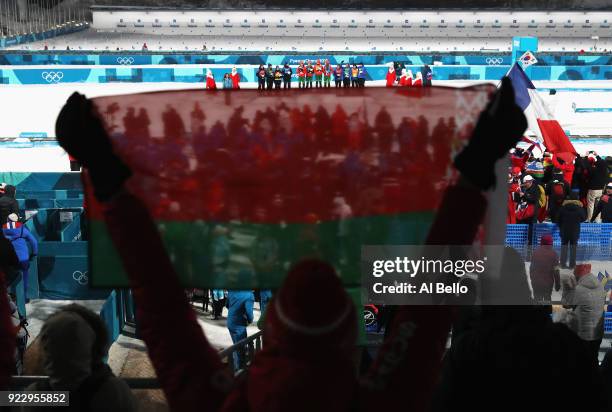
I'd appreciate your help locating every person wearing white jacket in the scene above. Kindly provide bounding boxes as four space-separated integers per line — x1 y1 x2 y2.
561 263 606 365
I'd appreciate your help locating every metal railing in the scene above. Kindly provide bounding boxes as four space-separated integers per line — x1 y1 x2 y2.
9 330 264 390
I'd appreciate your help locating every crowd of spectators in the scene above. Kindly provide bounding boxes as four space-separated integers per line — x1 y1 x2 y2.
508 147 612 263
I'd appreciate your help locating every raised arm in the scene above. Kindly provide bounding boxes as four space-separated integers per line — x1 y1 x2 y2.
361 77 527 411
56 93 231 412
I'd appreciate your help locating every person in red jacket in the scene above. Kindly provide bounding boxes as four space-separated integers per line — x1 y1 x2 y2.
529 234 560 304
398 69 412 86
205 69 217 90
230 67 240 89
52 77 526 412
297 61 306 89
413 72 423 87
507 173 520 223
385 65 396 87
552 152 575 186
313 59 323 88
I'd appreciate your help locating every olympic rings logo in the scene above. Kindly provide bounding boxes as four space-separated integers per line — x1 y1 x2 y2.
73 270 89 286
117 57 135 65
485 57 504 65
41 71 64 83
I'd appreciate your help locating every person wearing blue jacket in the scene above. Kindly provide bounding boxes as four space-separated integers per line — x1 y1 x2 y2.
2 214 38 301
226 287 254 371
357 63 367 87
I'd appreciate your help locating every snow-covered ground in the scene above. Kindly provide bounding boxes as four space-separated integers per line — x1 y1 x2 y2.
0 79 610 171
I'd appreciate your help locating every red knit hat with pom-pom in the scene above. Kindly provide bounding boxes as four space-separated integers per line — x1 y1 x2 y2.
264 259 356 351
574 263 591 278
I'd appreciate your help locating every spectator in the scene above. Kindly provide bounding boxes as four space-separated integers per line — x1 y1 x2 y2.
203 44 207 51
297 61 306 89
2 214 37 302
323 60 332 88
385 65 396 87
282 64 292 89
231 67 240 89
529 234 560 303
22 304 137 411
257 64 266 91
141 42 148 51
557 192 586 269
422 64 433 87
351 64 359 87
343 63 351 88
547 178 569 223
413 72 423 87
273 66 283 89
357 63 367 87
205 69 216 90
226 288 254 371
259 289 272 316
0 185 19 225
266 64 274 91
516 175 540 254
561 264 606 366
591 182 612 223
551 153 575 186
305 61 314 88
399 69 412 86
333 64 343 88
314 59 323 88
586 152 608 221
507 174 520 223
211 289 225 320
222 73 232 89
8 293 27 375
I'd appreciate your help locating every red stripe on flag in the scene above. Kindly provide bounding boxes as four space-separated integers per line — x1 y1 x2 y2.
536 119 577 158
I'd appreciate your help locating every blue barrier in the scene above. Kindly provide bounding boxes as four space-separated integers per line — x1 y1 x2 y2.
0 64 611 85
99 290 122 344
506 223 612 261
605 312 612 334
0 52 610 67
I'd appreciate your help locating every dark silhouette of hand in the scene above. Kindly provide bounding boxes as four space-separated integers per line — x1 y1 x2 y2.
56 92 131 201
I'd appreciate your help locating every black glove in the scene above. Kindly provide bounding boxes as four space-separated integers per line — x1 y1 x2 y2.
454 76 527 190
55 92 131 201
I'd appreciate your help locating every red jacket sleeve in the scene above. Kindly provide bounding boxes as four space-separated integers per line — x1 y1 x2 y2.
361 182 488 412
102 190 231 412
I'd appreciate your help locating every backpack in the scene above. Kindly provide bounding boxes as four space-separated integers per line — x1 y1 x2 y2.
538 185 546 208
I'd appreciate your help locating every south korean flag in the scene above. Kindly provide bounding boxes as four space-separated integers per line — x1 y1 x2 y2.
518 51 538 68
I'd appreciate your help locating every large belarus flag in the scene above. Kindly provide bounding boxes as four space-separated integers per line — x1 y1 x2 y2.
85 86 495 290
507 63 577 159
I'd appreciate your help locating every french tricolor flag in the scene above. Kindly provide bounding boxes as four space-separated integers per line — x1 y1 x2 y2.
507 63 577 159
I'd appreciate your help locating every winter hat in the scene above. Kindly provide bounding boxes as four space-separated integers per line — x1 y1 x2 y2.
511 166 522 176
522 175 534 183
540 234 553 246
264 259 356 350
606 182 612 190
7 213 18 223
574 264 591 279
